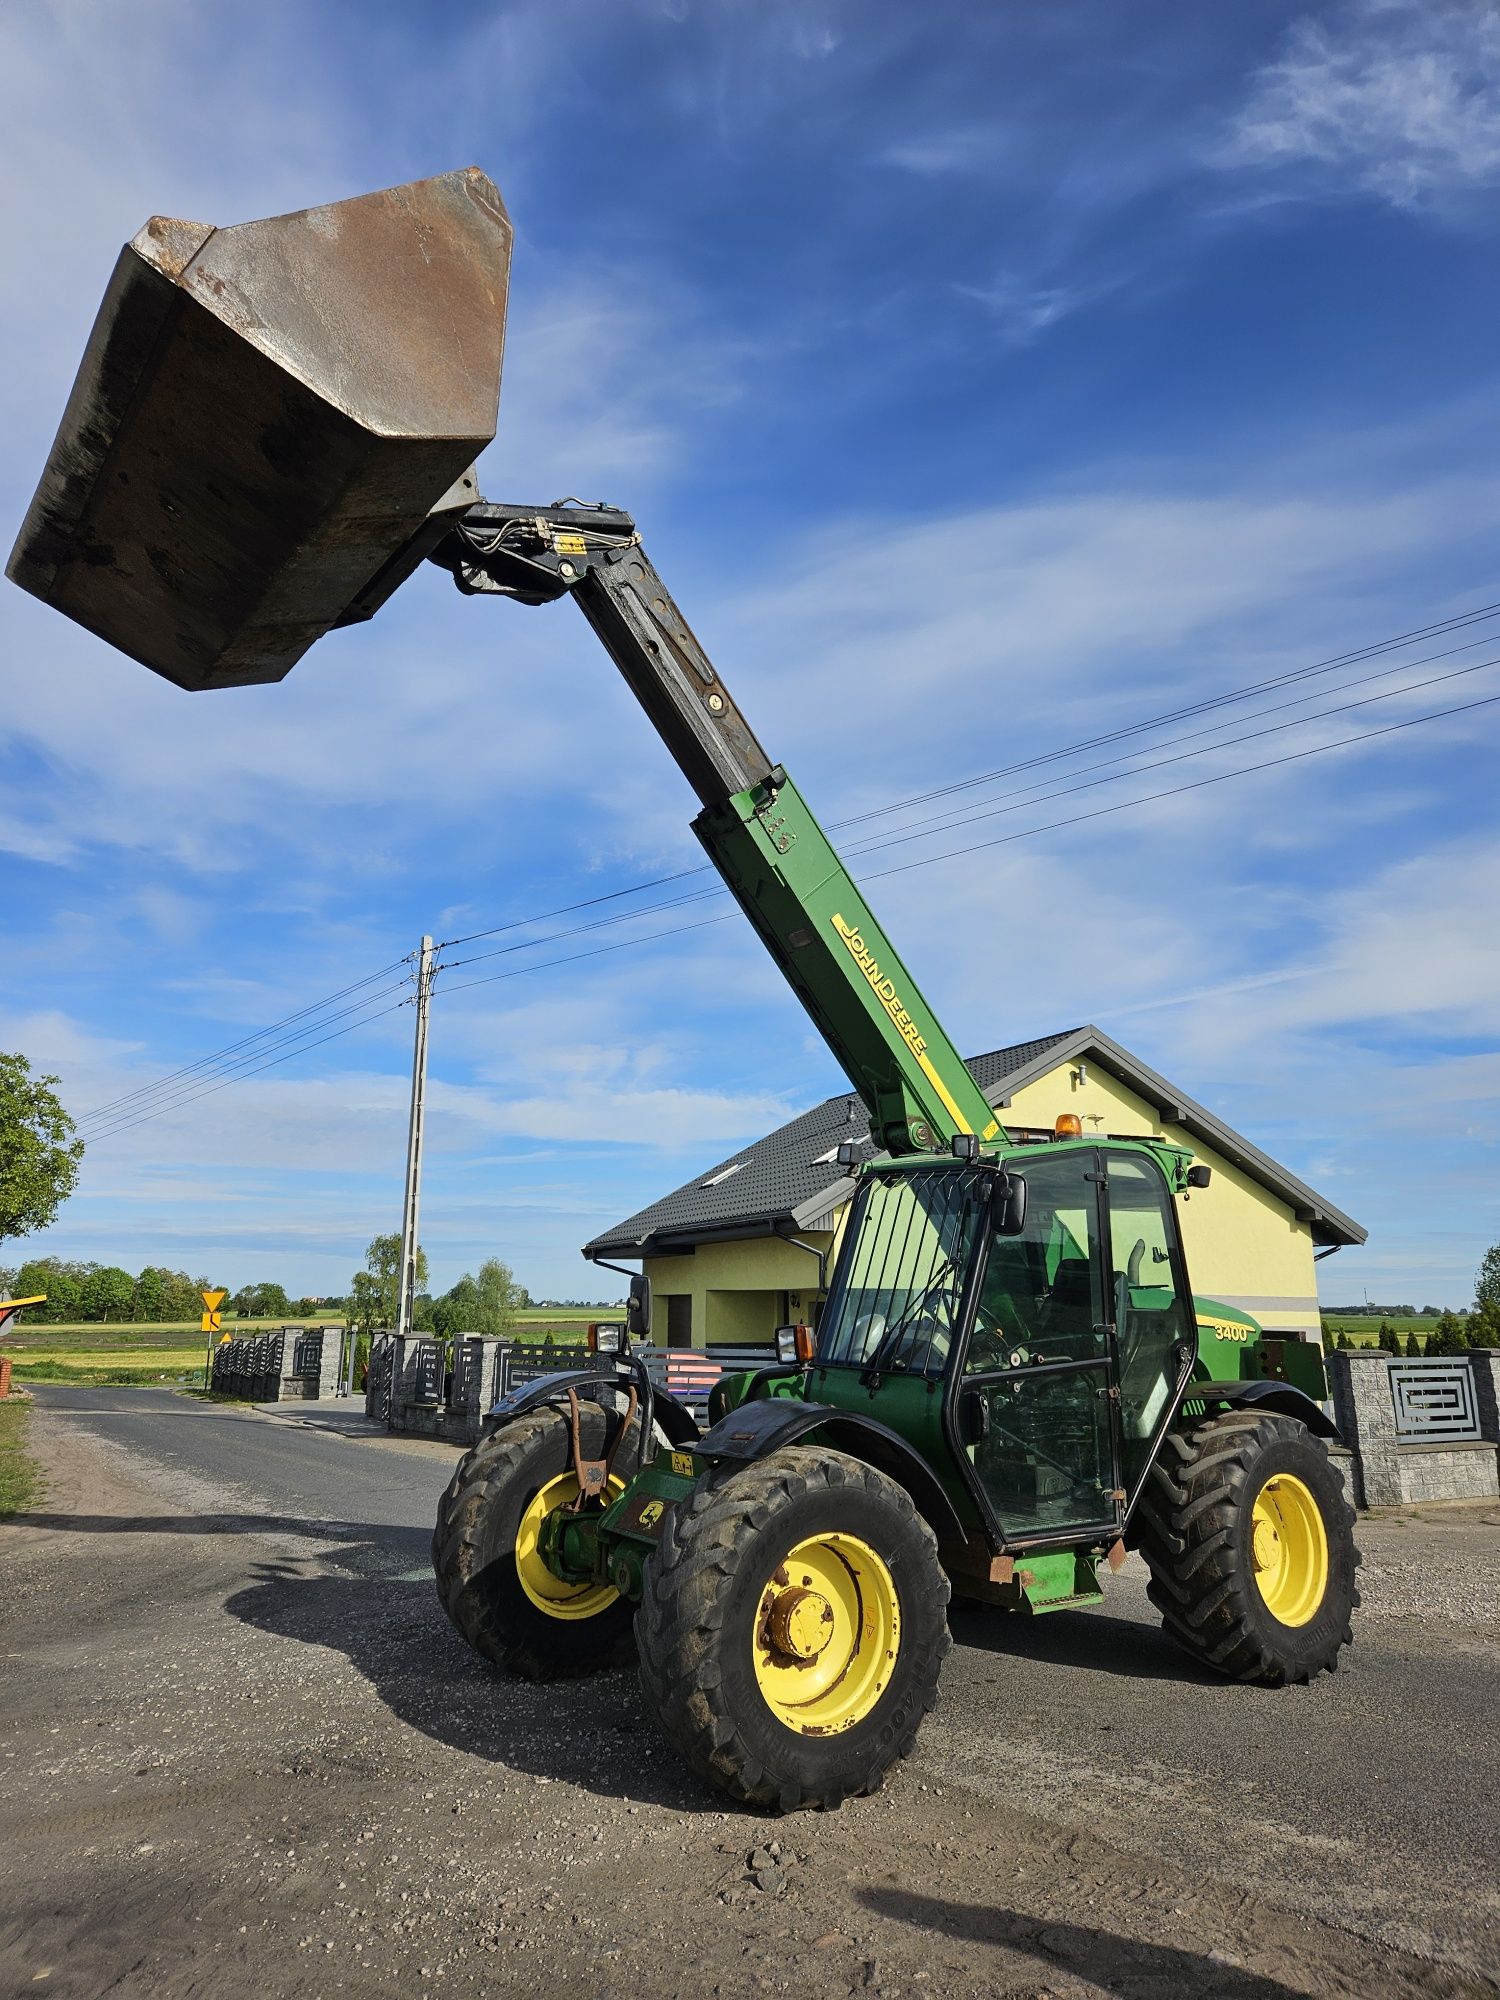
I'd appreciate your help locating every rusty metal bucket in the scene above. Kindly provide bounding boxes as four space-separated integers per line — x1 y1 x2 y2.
7 169 511 690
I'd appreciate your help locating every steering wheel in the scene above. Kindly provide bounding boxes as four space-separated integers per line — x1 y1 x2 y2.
869 1310 949 1374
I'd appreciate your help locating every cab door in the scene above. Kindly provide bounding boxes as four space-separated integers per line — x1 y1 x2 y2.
1102 1149 1196 1503
956 1150 1124 1543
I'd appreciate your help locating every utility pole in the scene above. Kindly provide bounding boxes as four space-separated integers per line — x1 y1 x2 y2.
395 936 436 1369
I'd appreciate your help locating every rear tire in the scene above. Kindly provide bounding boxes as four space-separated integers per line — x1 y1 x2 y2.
432 1404 639 1680
636 1448 950 1812
1135 1410 1359 1684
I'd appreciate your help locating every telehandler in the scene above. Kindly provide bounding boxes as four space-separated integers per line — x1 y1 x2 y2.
9 170 1358 1812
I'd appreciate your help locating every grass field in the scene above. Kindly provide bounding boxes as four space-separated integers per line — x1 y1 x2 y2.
0 1398 41 1518
1323 1315 1443 1349
1 1304 605 1385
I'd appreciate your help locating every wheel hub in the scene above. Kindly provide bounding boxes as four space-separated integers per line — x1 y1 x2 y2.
1249 1472 1329 1627
1252 1516 1280 1573
767 1583 835 1661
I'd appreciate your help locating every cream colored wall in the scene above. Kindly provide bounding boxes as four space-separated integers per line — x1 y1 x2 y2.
645 1232 833 1346
1001 1062 1320 1331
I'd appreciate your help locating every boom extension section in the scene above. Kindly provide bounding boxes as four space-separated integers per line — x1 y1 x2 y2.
433 501 1004 1157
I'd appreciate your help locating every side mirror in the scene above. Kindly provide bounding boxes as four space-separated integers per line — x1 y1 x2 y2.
1185 1164 1212 1189
626 1273 652 1338
992 1170 1028 1236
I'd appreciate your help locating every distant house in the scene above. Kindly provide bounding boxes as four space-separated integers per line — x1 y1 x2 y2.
584 1025 1364 1349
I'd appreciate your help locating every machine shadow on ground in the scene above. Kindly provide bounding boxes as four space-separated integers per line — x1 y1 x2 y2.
947 1598 1222 1685
224 1561 718 1815
857 1886 1309 2000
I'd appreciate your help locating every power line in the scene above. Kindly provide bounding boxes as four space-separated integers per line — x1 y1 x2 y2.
432 689 1497 1000
830 598 1500 830
840 650 1500 859
76 954 415 1123
85 602 1500 1135
82 992 414 1146
434 645 1500 975
862 689 1500 883
76 974 416 1139
839 626 1500 849
432 597 1500 955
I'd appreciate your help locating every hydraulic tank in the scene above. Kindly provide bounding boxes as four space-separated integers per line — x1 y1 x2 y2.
7 168 511 689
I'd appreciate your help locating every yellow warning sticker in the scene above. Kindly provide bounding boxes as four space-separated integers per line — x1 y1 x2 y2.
671 1451 695 1477
554 533 588 555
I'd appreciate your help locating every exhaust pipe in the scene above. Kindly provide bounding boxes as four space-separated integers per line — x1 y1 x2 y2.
7 169 511 690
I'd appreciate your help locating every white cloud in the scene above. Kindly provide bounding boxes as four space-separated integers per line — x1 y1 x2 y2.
1223 2 1500 210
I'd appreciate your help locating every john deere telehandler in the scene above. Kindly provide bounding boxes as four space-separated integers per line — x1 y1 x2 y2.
9 170 1358 1812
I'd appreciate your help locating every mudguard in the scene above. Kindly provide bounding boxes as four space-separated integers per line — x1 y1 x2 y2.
1184 1378 1341 1441
694 1397 968 1546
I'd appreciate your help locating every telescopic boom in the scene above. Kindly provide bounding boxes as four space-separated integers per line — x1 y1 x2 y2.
7 171 1003 1158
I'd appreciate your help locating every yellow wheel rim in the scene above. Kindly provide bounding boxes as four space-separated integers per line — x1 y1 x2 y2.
514 1472 624 1621
751 1533 900 1734
1250 1472 1329 1627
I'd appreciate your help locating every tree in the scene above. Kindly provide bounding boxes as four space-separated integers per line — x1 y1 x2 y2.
83 1265 134 1322
0 1053 84 1246
472 1258 521 1338
431 1275 478 1340
1426 1310 1470 1358
347 1270 382 1336
351 1233 427 1330
17 1256 84 1321
1474 1243 1500 1346
133 1266 164 1321
431 1260 521 1340
1404 1328 1423 1359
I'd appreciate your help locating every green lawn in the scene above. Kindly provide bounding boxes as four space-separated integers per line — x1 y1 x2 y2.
0 1398 41 1519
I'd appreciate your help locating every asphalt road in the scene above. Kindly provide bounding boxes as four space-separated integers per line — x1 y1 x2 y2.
3 1385 1497 2000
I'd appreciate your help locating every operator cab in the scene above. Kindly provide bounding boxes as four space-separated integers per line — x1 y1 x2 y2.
812 1144 1195 1546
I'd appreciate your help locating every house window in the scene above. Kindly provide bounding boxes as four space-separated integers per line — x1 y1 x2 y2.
700 1162 744 1189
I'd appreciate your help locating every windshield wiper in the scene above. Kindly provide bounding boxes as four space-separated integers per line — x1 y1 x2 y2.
861 1258 956 1382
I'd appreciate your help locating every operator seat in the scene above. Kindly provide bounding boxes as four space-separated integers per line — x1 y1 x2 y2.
1038 1259 1095 1354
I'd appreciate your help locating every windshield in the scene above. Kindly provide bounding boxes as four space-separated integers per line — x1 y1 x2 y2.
816 1165 990 1376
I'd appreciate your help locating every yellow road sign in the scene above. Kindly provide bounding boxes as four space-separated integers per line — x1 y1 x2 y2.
201 1288 227 1336
201 1289 227 1311
201 1311 221 1334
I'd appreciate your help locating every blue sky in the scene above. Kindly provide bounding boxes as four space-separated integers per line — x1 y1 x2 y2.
3 0 1499 1306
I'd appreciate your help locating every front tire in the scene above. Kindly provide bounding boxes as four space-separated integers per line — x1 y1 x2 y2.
1135 1410 1359 1684
636 1448 950 1812
432 1405 639 1679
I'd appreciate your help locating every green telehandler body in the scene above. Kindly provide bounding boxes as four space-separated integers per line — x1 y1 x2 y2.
8 170 1359 1813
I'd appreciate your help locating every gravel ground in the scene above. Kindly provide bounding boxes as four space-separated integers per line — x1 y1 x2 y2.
1 1387 1497 2000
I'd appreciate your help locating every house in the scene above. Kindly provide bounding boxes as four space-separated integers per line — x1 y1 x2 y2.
583 1025 1364 1349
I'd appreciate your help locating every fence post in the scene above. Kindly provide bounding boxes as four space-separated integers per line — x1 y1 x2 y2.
1470 1349 1500 1457
315 1328 341 1399
463 1335 503 1442
1327 1348 1400 1509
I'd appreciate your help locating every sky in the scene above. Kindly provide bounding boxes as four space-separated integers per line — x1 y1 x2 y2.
2 0 1498 1307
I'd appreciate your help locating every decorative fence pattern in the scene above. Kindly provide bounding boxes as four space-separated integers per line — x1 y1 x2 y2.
211 1325 344 1402
1389 1359 1482 1443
